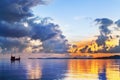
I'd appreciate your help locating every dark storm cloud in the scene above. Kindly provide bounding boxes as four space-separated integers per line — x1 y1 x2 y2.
28 17 69 52
0 0 47 22
0 0 69 53
94 18 113 47
0 17 60 41
0 37 28 53
42 35 69 53
0 21 30 38
95 18 113 35
28 17 61 41
0 17 69 53
96 33 108 46
115 19 120 27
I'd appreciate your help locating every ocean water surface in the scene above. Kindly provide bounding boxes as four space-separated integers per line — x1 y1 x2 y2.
0 58 120 80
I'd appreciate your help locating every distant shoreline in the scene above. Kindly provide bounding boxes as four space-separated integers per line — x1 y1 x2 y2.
28 55 120 59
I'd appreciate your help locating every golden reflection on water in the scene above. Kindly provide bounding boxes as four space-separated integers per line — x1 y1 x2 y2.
26 60 42 80
64 59 120 80
24 59 120 80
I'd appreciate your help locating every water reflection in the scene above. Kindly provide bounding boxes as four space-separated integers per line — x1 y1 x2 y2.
26 60 42 79
64 59 120 80
0 59 26 80
25 59 68 80
0 59 120 80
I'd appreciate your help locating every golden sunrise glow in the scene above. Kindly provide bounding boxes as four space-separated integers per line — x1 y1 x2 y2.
23 39 43 53
69 37 119 53
105 38 118 50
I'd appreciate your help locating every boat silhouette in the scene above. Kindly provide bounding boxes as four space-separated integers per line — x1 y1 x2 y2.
11 55 20 61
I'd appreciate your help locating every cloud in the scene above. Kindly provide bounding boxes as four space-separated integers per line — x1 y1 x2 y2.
0 0 69 53
0 21 30 38
0 17 69 53
42 35 69 53
28 17 61 41
115 19 120 27
0 37 29 53
78 18 120 53
73 16 84 21
0 0 48 22
94 18 113 48
73 16 92 21
95 18 113 35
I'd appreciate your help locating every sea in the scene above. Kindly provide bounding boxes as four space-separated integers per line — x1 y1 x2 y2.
0 54 120 80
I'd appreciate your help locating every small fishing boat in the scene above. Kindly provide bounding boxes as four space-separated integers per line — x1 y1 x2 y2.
11 55 20 61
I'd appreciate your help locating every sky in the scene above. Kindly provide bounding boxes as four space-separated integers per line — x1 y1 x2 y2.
1 0 120 53
32 0 120 41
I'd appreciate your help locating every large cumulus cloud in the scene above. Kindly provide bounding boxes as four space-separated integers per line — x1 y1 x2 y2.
0 0 48 22
0 0 69 53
